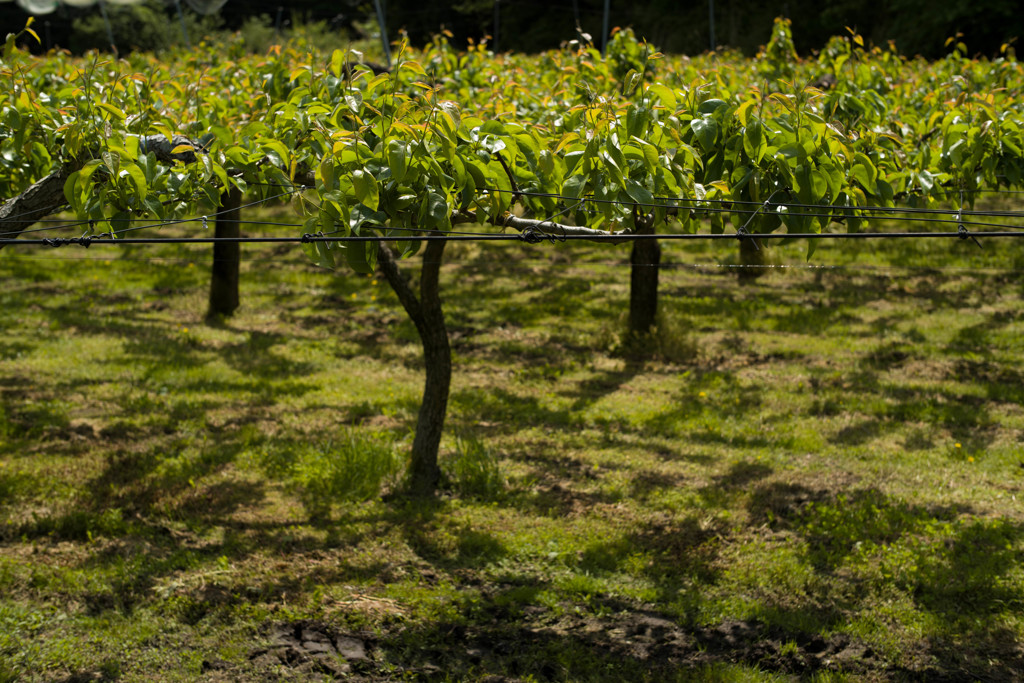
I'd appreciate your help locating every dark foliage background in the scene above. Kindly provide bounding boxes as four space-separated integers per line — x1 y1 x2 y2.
2 0 1021 59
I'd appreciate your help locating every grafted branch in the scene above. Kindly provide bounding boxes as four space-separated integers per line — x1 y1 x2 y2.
0 163 79 246
0 134 199 246
452 210 636 243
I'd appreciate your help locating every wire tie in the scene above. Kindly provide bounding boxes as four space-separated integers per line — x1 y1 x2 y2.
519 225 547 244
301 233 313 243
957 223 983 249
77 233 92 248
202 216 208 230
736 225 761 251
43 238 66 248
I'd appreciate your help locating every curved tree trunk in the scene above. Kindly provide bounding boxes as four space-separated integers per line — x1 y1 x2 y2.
208 186 242 318
377 241 451 497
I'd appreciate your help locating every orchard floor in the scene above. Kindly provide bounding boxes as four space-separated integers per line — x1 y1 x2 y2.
1 206 1024 681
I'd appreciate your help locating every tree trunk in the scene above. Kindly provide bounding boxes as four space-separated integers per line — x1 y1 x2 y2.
377 241 451 497
208 186 242 318
628 227 661 336
738 235 766 283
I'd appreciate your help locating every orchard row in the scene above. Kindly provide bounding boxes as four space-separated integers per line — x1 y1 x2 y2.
2 18 1022 267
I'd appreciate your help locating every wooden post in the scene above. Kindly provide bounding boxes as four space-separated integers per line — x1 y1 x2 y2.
208 186 241 318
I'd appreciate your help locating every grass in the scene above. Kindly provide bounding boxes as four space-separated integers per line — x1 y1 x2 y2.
1 203 1024 681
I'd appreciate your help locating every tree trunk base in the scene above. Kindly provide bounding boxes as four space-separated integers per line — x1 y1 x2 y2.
208 187 242 317
738 237 767 284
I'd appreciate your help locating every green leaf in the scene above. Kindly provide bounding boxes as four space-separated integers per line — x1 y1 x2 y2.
260 140 291 169
101 151 120 177
690 116 718 152
743 119 767 165
346 239 378 274
97 103 125 122
420 192 450 230
303 239 337 269
647 84 677 109
122 162 148 198
352 169 379 211
349 203 387 233
698 98 729 115
563 174 587 200
330 49 344 78
624 178 654 206
387 140 407 184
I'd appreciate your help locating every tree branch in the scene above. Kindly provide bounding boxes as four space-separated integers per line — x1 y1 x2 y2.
377 243 424 326
0 162 80 247
0 134 201 247
452 210 636 243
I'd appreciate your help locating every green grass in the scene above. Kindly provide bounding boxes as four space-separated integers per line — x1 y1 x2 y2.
1 205 1024 681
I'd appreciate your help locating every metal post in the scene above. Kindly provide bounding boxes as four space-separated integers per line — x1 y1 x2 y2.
708 0 716 51
372 0 391 67
275 6 283 40
601 0 610 54
174 0 191 49
98 0 116 53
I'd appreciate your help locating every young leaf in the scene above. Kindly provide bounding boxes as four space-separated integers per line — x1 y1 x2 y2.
690 116 719 151
387 140 407 184
352 170 380 211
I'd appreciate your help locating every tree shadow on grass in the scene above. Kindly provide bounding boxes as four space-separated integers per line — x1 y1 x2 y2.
744 482 1024 681
451 387 579 433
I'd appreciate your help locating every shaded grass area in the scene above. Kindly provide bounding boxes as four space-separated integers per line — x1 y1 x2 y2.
1 208 1023 681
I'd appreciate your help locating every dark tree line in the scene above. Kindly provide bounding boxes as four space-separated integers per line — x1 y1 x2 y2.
3 0 1020 58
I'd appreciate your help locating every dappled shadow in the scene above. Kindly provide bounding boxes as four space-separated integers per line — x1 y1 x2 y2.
642 368 766 437
951 358 1024 405
579 513 725 589
696 460 775 510
372 587 898 682
563 362 644 414
627 469 688 502
451 387 579 433
214 330 320 380
743 483 1024 681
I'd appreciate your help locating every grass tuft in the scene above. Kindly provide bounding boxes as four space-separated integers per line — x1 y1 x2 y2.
251 428 404 516
441 434 507 500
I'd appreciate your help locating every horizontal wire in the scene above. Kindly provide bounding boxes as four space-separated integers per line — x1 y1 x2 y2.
2 188 302 239
3 228 1023 248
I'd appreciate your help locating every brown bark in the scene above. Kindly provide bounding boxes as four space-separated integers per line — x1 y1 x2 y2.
738 235 767 283
208 186 242 318
0 164 78 246
377 241 451 497
628 214 660 336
